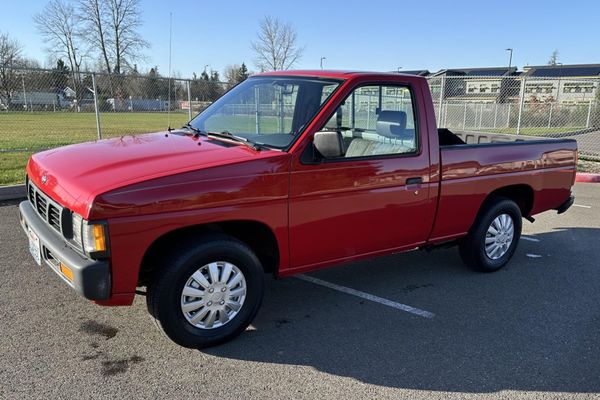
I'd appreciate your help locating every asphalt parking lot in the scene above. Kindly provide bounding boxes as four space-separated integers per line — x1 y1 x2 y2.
1 183 599 400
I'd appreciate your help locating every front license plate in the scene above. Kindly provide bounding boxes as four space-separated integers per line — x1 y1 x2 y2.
28 227 41 266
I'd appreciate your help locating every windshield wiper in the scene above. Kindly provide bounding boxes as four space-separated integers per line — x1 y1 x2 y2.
207 131 264 151
182 123 205 136
182 125 264 150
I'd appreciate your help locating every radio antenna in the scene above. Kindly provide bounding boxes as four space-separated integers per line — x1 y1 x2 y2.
167 12 173 131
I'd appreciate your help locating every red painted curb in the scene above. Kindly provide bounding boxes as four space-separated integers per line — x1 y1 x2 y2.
576 173 600 183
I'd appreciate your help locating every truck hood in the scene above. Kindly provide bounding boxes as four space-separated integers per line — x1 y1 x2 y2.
27 131 282 218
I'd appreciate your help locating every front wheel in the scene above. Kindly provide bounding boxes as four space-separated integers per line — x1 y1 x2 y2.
147 234 265 348
459 197 522 272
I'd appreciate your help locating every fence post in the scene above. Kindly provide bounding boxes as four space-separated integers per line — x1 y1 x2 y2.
586 101 593 128
516 77 526 135
21 75 28 112
254 86 260 134
91 73 102 140
462 103 467 130
443 102 448 127
351 92 356 129
437 76 446 127
187 80 192 121
367 95 371 129
548 103 553 128
493 103 498 129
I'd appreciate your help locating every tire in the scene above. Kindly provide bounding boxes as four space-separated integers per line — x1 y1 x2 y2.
459 197 522 272
147 234 265 348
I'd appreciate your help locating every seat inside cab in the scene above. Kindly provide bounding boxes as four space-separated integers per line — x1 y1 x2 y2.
323 107 416 158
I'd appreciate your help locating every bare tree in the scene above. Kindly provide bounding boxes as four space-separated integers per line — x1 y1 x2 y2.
106 0 148 74
251 16 304 71
548 49 559 66
78 0 113 73
0 32 24 105
77 0 147 74
34 0 85 75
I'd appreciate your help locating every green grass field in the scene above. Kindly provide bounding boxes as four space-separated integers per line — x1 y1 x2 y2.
0 111 190 185
0 111 190 150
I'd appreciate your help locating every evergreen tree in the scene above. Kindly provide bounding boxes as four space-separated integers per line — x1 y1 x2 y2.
237 63 249 82
51 59 70 90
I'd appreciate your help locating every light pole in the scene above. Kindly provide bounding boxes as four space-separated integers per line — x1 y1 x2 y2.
397 66 402 73
204 64 209 75
320 57 326 70
505 48 513 71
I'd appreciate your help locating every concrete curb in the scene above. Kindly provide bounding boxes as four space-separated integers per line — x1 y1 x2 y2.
0 184 26 201
576 173 600 183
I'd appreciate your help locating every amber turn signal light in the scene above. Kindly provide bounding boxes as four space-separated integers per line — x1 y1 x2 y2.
92 225 106 252
59 262 74 281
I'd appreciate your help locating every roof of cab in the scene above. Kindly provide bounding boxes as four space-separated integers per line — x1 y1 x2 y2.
253 70 420 80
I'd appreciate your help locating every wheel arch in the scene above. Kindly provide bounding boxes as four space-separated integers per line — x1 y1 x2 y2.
481 184 534 218
138 220 281 287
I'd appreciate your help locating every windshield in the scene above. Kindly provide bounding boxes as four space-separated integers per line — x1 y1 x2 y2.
189 76 341 149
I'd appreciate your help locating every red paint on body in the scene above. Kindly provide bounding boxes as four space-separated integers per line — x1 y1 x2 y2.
25 71 578 306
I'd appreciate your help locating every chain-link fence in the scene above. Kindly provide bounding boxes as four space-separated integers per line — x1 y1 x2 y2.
427 75 600 161
1 66 599 186
0 66 230 185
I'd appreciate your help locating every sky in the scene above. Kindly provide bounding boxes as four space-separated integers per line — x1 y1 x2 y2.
1 0 599 78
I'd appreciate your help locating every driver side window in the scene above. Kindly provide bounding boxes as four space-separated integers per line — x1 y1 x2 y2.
321 85 417 158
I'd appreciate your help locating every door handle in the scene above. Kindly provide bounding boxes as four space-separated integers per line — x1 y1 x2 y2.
406 177 423 185
405 177 423 195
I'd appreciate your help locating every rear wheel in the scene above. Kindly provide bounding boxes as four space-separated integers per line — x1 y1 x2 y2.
459 197 522 272
147 234 264 348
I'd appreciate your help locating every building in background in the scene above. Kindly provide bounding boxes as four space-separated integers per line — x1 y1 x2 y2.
416 64 600 105
521 64 600 105
428 67 519 104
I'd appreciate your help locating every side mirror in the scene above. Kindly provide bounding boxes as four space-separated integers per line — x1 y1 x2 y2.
313 131 344 159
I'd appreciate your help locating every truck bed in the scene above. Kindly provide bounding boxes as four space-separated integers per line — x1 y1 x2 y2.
429 129 577 241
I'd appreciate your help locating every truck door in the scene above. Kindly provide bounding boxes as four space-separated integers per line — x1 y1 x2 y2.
289 83 437 269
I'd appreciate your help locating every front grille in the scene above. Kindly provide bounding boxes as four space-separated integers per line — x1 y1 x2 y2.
48 205 61 231
28 180 65 235
36 191 48 219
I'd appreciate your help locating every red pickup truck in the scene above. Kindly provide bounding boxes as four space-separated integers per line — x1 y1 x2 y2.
20 71 577 348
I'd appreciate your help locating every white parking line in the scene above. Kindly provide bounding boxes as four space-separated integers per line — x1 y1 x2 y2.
573 204 591 209
521 236 540 242
526 253 543 258
295 274 435 319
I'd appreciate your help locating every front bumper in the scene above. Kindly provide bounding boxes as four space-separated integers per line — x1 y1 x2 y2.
19 201 111 300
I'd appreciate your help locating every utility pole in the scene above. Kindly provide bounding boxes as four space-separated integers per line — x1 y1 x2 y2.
320 57 326 70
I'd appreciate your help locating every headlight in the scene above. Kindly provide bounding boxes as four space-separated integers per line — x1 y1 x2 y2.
71 213 108 254
72 213 83 248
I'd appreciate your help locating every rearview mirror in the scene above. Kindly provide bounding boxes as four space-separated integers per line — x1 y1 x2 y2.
313 131 344 159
